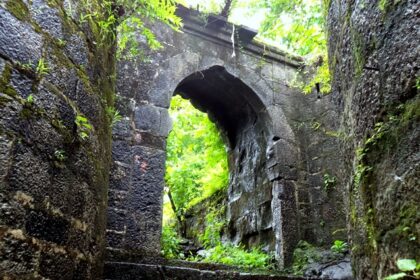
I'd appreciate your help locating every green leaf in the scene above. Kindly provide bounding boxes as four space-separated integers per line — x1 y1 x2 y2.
164 95 228 215
396 259 416 272
383 272 407 280
76 115 88 122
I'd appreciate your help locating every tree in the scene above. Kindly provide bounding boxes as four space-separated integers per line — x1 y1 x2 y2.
77 0 181 59
164 96 228 235
250 0 331 94
115 0 182 58
220 0 236 17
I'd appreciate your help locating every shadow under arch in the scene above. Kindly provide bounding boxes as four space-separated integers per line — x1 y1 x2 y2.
169 66 289 264
174 65 271 148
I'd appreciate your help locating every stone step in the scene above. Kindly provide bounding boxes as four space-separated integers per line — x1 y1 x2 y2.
104 262 321 280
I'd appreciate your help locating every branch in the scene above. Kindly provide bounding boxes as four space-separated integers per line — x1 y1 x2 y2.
220 0 233 18
167 189 182 225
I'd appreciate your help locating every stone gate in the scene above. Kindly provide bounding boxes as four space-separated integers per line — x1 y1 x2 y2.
106 6 346 268
1 1 417 279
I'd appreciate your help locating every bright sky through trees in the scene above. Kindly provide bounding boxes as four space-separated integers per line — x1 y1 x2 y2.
177 0 267 30
176 0 327 60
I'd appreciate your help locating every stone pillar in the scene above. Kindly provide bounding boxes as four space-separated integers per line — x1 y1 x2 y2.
267 137 300 268
106 56 172 260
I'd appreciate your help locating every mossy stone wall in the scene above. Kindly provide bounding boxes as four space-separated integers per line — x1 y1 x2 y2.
327 1 419 279
0 0 116 278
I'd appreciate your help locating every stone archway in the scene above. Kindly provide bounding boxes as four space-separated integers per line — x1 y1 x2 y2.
106 64 299 268
174 65 276 253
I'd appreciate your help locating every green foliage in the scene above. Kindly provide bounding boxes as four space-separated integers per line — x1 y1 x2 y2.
384 259 419 280
353 146 372 188
36 58 49 76
163 96 272 270
75 114 92 140
165 95 228 218
6 0 30 21
116 0 182 59
302 55 331 94
106 106 122 127
249 0 331 94
378 0 388 12
384 273 410 280
255 0 326 57
396 259 417 272
199 206 226 248
54 149 67 162
17 61 33 72
292 241 321 275
330 240 348 254
57 39 67 48
323 173 337 191
161 224 182 259
378 0 401 14
192 243 273 270
73 0 181 59
350 28 365 76
26 94 34 105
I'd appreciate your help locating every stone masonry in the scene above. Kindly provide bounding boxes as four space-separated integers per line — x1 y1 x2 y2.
2 1 415 279
0 0 115 278
106 5 346 269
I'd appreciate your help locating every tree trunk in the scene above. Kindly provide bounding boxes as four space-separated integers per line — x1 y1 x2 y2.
167 189 186 236
220 0 233 18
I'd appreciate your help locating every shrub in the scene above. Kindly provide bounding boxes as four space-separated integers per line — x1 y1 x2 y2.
193 243 273 270
161 225 181 259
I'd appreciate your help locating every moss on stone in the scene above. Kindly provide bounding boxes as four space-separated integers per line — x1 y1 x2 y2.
350 95 420 273
291 241 322 275
350 28 365 77
387 205 419 243
322 0 332 19
6 0 30 22
378 0 402 14
0 64 18 98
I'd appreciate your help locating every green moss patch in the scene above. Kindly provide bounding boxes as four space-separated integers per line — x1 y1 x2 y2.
0 64 18 98
6 0 30 22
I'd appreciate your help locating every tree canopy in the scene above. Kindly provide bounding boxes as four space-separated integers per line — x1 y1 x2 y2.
164 95 229 222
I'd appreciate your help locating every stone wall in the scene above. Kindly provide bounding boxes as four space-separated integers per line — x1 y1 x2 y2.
0 0 115 279
327 1 419 279
107 6 346 268
184 189 227 247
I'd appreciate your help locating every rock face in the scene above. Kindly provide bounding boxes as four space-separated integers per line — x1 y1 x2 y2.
0 1 115 279
107 5 346 268
184 189 227 248
327 1 419 279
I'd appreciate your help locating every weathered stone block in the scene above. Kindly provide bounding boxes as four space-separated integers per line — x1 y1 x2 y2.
112 140 132 164
0 8 43 63
0 136 14 182
64 34 90 67
106 230 125 248
134 105 172 136
257 201 273 231
107 208 127 232
30 0 64 40
25 210 70 245
108 190 129 209
39 252 75 280
109 162 132 192
0 236 38 277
